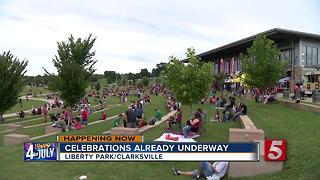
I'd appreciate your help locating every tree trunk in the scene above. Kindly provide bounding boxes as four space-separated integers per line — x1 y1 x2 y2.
189 104 193 118
0 113 4 121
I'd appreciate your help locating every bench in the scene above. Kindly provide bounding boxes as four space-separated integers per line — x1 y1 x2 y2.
4 134 30 145
228 115 283 177
240 115 256 129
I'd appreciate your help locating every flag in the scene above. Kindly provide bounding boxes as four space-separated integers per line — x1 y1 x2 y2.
231 57 235 77
220 58 224 74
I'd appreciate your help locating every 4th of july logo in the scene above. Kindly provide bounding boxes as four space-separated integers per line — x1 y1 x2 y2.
24 142 57 161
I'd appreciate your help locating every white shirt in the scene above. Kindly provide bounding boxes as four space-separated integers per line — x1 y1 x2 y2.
212 162 228 177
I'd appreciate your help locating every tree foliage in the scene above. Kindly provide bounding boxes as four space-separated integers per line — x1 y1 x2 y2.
104 71 119 84
45 34 97 107
139 68 150 78
151 62 167 77
161 47 213 111
95 81 101 92
0 51 28 120
141 76 150 87
240 34 288 90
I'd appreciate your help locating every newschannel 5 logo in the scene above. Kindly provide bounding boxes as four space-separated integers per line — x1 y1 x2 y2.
24 142 57 161
264 139 286 161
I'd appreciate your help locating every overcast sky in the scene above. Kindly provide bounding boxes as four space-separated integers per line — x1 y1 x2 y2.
0 0 319 76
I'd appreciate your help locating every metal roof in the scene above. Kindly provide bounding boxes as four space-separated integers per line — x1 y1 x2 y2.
183 28 320 62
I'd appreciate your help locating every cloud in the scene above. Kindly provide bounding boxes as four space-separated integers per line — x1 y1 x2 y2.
0 0 319 75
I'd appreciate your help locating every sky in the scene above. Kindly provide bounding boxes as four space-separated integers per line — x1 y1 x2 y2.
0 0 319 76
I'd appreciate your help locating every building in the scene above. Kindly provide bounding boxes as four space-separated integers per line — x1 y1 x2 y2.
191 28 320 90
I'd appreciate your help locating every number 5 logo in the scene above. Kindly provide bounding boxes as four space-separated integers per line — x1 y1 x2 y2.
264 139 286 161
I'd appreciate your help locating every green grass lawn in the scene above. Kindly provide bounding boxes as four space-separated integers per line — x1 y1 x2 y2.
0 95 319 179
5 99 47 115
19 86 51 97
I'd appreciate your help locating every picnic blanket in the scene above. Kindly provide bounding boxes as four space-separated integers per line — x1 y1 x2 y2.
154 133 197 143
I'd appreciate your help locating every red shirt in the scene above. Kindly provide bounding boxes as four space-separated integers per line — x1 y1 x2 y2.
102 112 106 120
42 107 48 115
82 110 88 120
75 122 82 130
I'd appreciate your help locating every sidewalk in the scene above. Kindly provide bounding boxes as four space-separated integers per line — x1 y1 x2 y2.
276 93 320 106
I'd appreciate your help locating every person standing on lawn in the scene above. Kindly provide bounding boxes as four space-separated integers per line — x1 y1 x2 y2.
81 107 89 126
42 104 48 123
125 107 137 128
155 107 163 121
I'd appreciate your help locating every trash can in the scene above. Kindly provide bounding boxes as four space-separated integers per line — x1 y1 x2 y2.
312 90 320 103
283 90 290 98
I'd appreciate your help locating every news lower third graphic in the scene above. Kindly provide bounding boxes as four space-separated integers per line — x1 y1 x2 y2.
23 136 286 162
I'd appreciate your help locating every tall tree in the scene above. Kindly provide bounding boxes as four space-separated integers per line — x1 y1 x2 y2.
104 71 118 84
139 68 150 78
141 76 150 87
0 51 28 121
162 48 214 114
45 34 97 107
151 62 167 77
95 81 101 92
213 73 225 96
240 34 287 91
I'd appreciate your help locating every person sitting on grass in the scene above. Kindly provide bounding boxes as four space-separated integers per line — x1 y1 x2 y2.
139 117 147 128
18 110 25 118
113 113 123 127
50 113 59 123
183 112 201 138
53 114 67 132
232 102 247 121
71 117 83 130
222 106 232 122
154 107 163 121
214 109 220 122
172 161 229 180
165 115 176 132
32 108 37 115
37 107 42 115
101 111 107 120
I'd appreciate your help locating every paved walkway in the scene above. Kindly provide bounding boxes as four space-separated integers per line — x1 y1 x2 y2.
276 93 320 105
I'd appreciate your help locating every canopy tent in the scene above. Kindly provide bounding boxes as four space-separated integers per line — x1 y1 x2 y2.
278 77 291 83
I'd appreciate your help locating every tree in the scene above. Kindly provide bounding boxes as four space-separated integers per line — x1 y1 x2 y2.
0 51 28 121
136 79 144 88
162 47 213 114
45 34 97 107
95 82 101 92
104 71 118 84
213 73 225 96
151 62 167 77
139 68 150 78
240 34 288 91
141 76 150 87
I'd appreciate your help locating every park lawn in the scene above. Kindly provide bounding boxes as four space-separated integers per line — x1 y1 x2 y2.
234 98 320 180
0 102 132 147
0 95 319 179
18 86 51 97
5 99 46 115
0 95 239 180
